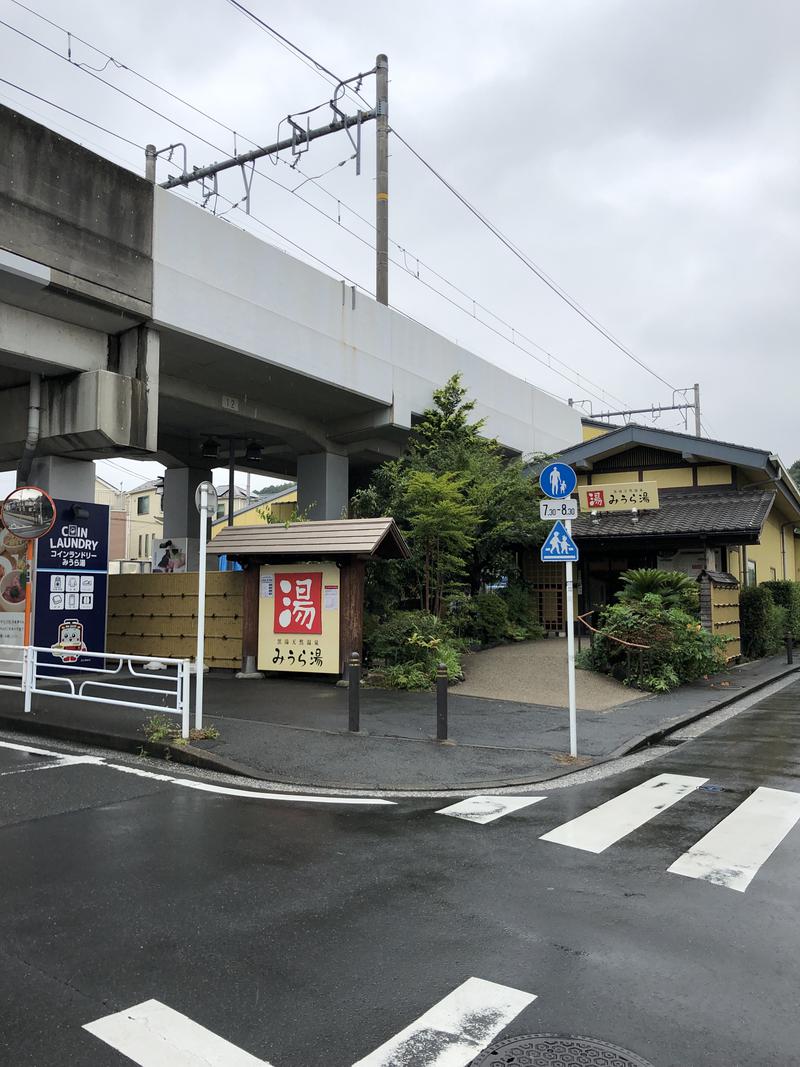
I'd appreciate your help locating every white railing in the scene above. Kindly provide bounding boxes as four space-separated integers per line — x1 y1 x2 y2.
0 645 192 739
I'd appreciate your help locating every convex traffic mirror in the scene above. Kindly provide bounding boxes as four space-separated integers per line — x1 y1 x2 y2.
1 486 56 540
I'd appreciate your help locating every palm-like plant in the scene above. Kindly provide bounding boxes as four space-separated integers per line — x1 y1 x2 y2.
616 568 698 609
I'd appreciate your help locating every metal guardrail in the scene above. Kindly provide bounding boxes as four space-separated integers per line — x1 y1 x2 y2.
0 645 192 738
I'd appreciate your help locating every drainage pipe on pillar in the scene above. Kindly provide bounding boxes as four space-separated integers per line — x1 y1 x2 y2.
17 374 41 487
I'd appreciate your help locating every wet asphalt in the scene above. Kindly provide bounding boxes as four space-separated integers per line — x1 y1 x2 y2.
1 682 799 1066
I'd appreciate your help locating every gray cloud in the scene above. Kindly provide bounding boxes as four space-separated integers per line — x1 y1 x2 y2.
1 0 798 460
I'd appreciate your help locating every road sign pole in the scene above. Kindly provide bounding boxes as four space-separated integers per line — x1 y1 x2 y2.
565 518 577 757
195 484 207 731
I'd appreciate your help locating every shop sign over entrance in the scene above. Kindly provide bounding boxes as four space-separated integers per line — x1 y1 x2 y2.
258 561 340 673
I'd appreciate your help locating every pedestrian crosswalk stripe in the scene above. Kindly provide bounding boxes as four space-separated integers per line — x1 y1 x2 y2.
539 773 708 853
667 785 800 892
350 976 536 1066
84 999 272 1065
84 979 536 1067
436 795 546 824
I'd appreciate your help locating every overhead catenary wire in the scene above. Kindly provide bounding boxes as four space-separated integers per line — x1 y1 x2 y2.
221 0 683 400
0 12 626 408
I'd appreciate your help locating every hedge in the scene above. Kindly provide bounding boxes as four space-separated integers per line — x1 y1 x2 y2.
760 580 800 640
739 586 788 659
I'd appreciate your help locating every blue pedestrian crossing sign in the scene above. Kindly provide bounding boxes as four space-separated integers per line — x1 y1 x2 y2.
539 462 577 499
540 520 579 562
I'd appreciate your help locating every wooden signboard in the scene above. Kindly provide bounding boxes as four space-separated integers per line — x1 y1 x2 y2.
578 481 660 512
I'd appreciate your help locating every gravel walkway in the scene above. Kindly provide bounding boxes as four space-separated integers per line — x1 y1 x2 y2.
455 637 644 711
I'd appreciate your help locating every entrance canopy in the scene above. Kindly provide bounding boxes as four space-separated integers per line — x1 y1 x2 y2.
209 517 410 561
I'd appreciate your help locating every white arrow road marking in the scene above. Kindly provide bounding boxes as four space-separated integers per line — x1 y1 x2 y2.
668 785 800 892
436 795 545 824
540 773 708 853
350 976 536 1066
84 999 274 1066
0 740 394 806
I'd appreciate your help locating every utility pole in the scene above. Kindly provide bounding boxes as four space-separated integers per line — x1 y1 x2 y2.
145 144 157 183
375 53 389 306
693 382 701 436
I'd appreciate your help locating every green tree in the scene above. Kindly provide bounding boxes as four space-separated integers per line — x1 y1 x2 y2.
403 471 478 615
789 459 800 487
351 374 549 615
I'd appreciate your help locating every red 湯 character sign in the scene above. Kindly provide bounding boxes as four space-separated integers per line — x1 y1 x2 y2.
586 490 606 509
274 572 322 634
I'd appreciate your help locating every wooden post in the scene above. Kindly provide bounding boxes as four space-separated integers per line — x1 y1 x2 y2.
339 558 366 676
236 559 264 678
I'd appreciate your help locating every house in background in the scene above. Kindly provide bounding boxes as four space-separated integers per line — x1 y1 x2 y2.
525 425 800 630
211 484 298 562
93 476 128 562
214 485 251 521
126 479 164 566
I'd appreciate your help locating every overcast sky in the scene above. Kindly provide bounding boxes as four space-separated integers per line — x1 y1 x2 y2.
1 0 798 494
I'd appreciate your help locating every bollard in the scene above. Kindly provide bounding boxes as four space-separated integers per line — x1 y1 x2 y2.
436 662 448 741
786 633 794 666
348 651 361 732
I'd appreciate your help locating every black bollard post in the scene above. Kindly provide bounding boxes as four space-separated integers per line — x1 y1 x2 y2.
786 633 794 666
348 651 361 732
436 662 448 741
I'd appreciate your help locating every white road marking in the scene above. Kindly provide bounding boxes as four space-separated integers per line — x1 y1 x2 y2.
540 773 708 853
0 739 394 806
84 998 273 1066
668 786 800 892
350 976 536 1067
436 795 545 824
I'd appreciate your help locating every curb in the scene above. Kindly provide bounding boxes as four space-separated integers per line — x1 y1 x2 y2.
604 662 800 761
0 664 796 796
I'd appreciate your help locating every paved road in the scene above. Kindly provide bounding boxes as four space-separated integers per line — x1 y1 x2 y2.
1 680 799 1066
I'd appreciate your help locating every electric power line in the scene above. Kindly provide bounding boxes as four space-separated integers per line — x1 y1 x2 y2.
223 0 682 399
0 13 626 408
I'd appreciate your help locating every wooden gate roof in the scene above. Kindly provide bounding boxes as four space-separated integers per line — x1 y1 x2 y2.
209 517 410 559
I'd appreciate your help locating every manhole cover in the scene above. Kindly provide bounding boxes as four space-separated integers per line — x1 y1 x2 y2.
471 1033 655 1066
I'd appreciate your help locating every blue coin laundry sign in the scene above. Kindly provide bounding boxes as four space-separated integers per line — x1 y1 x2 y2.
540 520 579 563
33 499 109 672
539 462 577 499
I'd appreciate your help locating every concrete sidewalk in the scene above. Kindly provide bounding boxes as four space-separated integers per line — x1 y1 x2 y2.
0 653 795 792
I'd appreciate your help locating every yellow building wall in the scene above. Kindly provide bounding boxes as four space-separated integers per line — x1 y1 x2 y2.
577 468 693 489
746 509 797 584
697 465 732 486
210 489 297 539
581 424 613 442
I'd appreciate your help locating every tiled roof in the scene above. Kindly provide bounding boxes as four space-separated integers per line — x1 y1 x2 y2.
572 487 776 541
209 517 410 559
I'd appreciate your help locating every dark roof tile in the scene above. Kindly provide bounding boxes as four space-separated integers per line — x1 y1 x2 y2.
573 487 775 540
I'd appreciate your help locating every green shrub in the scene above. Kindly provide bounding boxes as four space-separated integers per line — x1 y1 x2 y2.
740 586 788 658
365 609 463 688
367 610 447 664
445 591 508 645
502 583 545 639
760 581 800 640
472 592 509 645
617 567 699 614
587 594 725 692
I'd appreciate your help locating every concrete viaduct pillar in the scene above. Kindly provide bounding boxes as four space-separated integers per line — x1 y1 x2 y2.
296 452 349 521
162 466 214 570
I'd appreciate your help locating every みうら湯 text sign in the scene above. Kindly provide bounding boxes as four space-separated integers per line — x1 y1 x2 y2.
578 481 660 512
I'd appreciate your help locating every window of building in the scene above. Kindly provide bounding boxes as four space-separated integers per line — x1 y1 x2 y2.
145 534 150 558
137 496 149 515
770 566 777 580
746 560 757 587
138 534 143 557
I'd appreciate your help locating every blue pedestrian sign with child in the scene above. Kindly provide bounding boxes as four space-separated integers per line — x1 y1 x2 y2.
540 519 579 562
539 462 577 499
